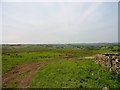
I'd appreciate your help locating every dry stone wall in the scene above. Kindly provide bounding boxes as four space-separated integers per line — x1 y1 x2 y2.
95 54 120 75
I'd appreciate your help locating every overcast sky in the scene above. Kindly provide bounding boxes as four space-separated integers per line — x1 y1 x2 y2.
1 1 118 44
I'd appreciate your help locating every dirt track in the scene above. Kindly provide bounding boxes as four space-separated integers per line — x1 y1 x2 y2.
2 61 50 88
2 57 93 88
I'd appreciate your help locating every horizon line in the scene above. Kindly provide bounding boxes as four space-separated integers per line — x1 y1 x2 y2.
1 42 119 45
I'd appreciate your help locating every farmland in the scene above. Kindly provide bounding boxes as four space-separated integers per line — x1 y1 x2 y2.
1 43 120 88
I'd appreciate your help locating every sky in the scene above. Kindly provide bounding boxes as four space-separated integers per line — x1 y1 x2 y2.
1 1 118 44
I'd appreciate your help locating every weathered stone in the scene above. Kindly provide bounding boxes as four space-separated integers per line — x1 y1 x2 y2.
94 54 120 75
102 87 109 90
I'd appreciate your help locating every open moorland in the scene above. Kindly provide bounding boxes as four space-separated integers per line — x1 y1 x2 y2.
1 43 120 88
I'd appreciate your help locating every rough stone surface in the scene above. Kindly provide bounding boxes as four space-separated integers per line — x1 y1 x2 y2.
102 87 109 90
95 54 120 75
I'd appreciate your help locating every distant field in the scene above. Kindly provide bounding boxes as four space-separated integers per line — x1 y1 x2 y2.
2 44 120 88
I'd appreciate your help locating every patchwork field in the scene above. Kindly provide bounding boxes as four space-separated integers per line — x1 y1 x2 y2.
1 44 120 88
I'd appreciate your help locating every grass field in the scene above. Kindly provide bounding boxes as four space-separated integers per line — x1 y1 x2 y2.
2 44 120 88
29 60 120 88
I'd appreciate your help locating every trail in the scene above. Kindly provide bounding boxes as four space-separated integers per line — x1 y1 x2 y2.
2 61 49 88
2 57 94 88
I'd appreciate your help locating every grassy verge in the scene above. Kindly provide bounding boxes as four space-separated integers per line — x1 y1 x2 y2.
2 51 63 73
29 59 120 88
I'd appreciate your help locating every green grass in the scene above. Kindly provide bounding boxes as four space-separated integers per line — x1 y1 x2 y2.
2 44 120 88
2 44 118 73
29 60 120 88
2 51 63 73
5 80 18 88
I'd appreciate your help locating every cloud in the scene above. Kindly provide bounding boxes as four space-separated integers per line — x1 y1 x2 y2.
1 0 119 2
2 2 118 44
0 3 2 43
